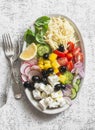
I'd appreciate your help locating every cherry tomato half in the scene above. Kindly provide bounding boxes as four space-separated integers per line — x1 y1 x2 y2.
57 57 68 66
66 53 73 61
67 42 75 52
75 52 84 62
73 47 81 56
67 61 74 71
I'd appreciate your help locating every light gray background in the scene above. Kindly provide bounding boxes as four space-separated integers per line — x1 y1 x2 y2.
0 0 95 130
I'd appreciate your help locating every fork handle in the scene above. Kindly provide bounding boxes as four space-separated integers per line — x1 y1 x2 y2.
11 70 22 99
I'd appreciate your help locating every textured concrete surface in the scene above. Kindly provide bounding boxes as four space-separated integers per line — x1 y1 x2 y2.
0 0 95 130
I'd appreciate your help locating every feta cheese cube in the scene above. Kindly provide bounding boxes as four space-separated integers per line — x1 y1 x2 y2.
41 92 48 98
34 83 40 89
44 84 54 95
32 89 42 100
45 97 54 106
34 83 45 91
38 83 46 91
39 99 48 110
48 75 59 85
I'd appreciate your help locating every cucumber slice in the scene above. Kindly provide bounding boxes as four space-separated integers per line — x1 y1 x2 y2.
71 88 77 100
73 83 80 92
37 44 51 56
76 79 81 85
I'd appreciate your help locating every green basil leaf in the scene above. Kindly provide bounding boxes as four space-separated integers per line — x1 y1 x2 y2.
35 16 50 26
24 29 35 44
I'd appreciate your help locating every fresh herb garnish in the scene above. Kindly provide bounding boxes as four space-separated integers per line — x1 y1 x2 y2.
24 16 50 45
35 16 50 26
24 29 35 44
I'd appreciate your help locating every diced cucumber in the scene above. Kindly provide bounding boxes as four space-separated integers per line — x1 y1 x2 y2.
71 88 77 100
76 79 81 85
73 83 80 92
37 44 51 56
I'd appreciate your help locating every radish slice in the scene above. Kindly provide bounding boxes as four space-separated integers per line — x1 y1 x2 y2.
27 58 38 65
23 61 32 66
31 65 40 71
20 63 31 74
21 74 28 82
24 66 31 76
28 70 41 81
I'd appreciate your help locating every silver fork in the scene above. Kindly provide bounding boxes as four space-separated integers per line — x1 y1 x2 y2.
2 34 22 99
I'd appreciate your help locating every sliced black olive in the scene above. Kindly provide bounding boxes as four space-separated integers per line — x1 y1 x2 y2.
61 84 66 90
41 77 48 85
47 68 54 74
43 53 49 59
58 44 65 52
59 66 66 73
23 81 31 88
41 70 49 77
54 84 62 91
23 81 35 91
32 75 40 82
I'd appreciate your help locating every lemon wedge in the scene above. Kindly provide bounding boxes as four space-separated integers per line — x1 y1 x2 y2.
20 43 37 61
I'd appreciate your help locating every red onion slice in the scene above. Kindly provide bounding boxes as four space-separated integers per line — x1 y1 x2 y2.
20 63 31 74
63 88 71 97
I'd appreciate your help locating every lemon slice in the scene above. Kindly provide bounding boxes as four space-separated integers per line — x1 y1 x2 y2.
20 43 37 61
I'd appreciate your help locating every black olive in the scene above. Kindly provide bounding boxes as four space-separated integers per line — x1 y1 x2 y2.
23 81 35 91
47 68 54 74
43 53 49 59
58 44 65 52
54 84 62 91
23 81 31 88
41 70 49 77
61 84 66 90
41 77 48 85
32 75 40 82
28 82 35 91
59 66 66 73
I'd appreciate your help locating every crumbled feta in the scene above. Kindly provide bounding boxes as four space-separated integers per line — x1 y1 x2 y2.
32 89 42 100
56 97 66 107
51 90 63 99
48 101 59 108
39 99 48 110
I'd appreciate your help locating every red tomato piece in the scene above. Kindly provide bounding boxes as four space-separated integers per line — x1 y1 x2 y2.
67 42 75 52
75 52 84 62
73 47 81 56
54 50 65 57
57 57 68 66
66 53 73 61
64 50 69 55
67 61 74 71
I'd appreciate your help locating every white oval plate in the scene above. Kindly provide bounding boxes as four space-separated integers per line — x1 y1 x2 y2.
24 14 85 114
